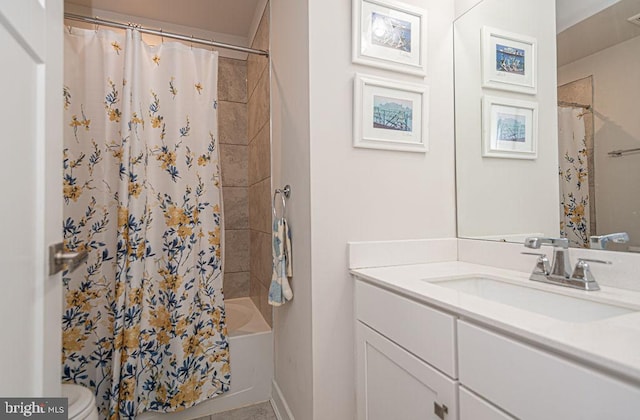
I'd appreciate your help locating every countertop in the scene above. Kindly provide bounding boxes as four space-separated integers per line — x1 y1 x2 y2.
351 261 640 385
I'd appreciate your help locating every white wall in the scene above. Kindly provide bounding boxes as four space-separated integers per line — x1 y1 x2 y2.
454 0 560 240
558 35 640 248
455 0 483 19
63 2 251 60
272 0 456 418
307 0 456 418
270 1 314 419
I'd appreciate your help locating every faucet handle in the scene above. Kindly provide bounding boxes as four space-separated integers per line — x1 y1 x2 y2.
524 237 569 249
524 237 543 249
570 258 611 291
577 258 612 266
590 232 629 250
521 252 550 275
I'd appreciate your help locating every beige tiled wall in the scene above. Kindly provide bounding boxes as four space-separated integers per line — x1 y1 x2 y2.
216 6 271 324
248 7 272 326
219 57 250 299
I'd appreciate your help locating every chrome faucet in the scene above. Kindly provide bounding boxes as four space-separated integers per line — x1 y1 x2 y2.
589 232 629 250
524 237 572 278
522 236 609 291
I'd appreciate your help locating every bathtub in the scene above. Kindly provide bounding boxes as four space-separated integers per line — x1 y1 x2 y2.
138 297 273 419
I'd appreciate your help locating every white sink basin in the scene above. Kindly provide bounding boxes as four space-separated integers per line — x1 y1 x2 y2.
429 276 636 322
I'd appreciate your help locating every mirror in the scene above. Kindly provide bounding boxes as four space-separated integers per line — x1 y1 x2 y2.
454 0 640 253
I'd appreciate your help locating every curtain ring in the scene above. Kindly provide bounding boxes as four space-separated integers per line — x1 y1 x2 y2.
190 35 194 50
210 39 214 52
160 29 164 44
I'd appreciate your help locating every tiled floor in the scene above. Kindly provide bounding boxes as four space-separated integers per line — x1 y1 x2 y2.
195 402 277 420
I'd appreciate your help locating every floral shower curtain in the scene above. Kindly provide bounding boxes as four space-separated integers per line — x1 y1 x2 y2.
62 27 229 419
558 106 590 247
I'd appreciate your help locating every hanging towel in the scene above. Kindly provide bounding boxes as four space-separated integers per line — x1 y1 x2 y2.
268 217 293 306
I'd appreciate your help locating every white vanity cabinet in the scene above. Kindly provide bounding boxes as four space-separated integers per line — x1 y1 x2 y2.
458 387 514 420
458 321 640 419
354 278 640 420
355 280 458 420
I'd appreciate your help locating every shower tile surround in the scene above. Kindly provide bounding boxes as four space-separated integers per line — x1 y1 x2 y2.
219 58 251 300
219 2 272 328
248 8 273 326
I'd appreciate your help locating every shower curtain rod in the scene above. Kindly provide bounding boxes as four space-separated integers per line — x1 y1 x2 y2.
64 13 269 57
558 100 592 110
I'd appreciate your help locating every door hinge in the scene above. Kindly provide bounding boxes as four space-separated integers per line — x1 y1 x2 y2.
434 402 449 419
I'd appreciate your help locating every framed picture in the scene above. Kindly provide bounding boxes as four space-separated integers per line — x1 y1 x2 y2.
354 73 428 153
482 96 537 159
482 26 537 94
352 0 427 76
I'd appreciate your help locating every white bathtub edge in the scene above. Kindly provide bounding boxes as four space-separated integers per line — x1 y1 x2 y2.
226 297 272 337
137 300 273 420
271 380 295 420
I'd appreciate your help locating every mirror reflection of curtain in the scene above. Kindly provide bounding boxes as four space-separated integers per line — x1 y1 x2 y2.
558 107 591 247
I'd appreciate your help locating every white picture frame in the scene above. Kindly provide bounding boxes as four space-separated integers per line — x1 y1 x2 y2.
352 0 428 76
482 26 537 94
354 73 428 153
482 96 537 159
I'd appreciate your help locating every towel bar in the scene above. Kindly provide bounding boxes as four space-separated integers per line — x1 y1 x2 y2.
272 185 291 219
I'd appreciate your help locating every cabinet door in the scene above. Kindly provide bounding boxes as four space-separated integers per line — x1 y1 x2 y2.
356 322 458 420
459 387 515 420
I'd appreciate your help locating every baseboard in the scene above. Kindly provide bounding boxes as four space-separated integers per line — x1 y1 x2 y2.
271 380 294 420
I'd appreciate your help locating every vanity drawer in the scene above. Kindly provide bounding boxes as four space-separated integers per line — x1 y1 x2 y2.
458 321 640 420
355 280 456 377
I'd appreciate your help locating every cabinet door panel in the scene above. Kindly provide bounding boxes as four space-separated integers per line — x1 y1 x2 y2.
356 322 458 420
458 321 640 420
459 387 515 420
